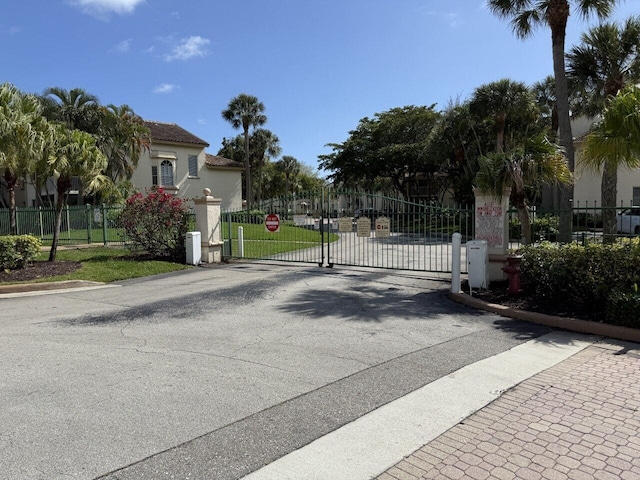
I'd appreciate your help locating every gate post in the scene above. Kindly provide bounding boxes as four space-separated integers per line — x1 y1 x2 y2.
193 188 224 263
473 188 510 282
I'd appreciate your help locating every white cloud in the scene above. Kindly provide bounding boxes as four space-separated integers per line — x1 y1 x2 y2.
197 117 206 125
68 0 145 19
164 36 210 62
110 38 132 53
7 26 22 35
153 83 178 94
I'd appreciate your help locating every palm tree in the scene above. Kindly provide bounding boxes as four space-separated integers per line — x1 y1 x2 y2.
567 16 640 117
581 86 640 238
0 83 47 234
487 0 618 241
250 128 281 205
221 94 267 210
42 87 100 131
469 78 537 153
277 155 301 217
476 132 572 244
532 76 559 134
101 104 151 185
44 124 109 261
567 16 640 238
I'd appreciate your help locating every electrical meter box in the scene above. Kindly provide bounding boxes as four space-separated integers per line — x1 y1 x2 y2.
186 231 202 266
466 240 488 290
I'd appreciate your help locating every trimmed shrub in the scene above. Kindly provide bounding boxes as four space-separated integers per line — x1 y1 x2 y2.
520 238 640 321
0 235 42 270
120 188 190 262
605 287 640 328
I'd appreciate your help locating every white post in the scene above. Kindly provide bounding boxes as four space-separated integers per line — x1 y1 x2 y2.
451 232 462 294
238 226 245 258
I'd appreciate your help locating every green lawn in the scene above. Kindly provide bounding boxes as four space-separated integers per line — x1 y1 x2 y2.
30 247 191 283
223 222 338 258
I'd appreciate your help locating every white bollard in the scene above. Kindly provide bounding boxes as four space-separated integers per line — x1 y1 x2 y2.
451 232 462 294
238 226 245 258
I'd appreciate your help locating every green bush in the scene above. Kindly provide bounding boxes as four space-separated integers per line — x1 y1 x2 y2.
227 209 265 224
120 188 190 262
605 287 640 328
509 214 559 241
520 239 640 322
0 235 42 270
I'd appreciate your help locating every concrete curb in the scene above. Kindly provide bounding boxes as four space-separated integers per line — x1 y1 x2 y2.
449 292 640 343
0 280 105 294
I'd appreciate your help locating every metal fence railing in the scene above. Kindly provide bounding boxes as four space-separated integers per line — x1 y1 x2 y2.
507 201 640 249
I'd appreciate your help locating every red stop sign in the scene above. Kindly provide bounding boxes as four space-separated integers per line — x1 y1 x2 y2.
265 213 280 232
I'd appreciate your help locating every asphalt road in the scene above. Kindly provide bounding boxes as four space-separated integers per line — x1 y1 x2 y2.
0 262 550 479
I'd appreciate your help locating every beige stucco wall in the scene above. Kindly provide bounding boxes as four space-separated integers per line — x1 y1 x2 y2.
571 115 640 207
131 142 242 210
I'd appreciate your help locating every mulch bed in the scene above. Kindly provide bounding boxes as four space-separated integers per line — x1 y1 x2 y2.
0 261 82 283
470 280 602 323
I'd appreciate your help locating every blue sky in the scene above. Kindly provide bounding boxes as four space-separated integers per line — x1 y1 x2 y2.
1 0 638 174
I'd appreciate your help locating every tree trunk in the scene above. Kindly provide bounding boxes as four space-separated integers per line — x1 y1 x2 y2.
4 169 18 235
549 2 574 243
601 161 618 242
517 202 532 246
49 177 71 262
243 128 252 211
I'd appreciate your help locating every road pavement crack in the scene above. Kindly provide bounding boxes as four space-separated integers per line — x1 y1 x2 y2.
169 348 296 373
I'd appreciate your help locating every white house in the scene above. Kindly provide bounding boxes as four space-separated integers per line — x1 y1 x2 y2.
131 121 243 210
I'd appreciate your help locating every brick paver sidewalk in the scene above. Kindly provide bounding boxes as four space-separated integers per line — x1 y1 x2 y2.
377 341 640 480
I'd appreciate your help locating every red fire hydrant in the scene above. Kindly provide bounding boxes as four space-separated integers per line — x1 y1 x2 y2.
501 254 522 294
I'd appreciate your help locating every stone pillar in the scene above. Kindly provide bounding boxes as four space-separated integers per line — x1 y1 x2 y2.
474 188 510 282
193 188 224 264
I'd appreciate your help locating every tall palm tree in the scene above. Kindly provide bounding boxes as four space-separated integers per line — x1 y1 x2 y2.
250 128 281 205
469 78 537 153
567 16 640 238
581 86 640 239
44 124 109 261
0 83 47 233
221 94 267 210
476 132 572 244
278 155 301 217
487 0 618 241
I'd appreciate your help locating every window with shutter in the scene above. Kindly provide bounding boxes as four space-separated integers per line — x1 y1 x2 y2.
151 166 158 186
188 155 198 177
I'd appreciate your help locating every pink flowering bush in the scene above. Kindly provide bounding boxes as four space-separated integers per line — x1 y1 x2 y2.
121 188 190 261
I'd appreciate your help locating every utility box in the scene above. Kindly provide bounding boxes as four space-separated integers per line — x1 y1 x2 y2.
466 240 488 290
186 231 202 266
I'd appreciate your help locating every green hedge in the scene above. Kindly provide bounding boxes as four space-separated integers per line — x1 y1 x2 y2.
0 235 42 270
520 239 640 327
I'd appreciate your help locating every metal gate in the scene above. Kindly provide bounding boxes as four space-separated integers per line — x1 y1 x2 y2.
221 190 472 273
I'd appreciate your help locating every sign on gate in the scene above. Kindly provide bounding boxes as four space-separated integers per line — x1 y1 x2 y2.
265 213 280 233
375 217 390 237
356 217 371 237
338 217 353 232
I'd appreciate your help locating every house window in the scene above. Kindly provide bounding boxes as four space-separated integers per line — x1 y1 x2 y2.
160 160 174 186
188 155 198 177
151 166 158 186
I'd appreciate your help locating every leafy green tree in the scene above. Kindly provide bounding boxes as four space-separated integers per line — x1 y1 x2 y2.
0 83 48 233
476 132 572 244
581 86 640 238
469 79 537 153
319 105 441 199
221 94 267 210
277 155 301 198
488 0 618 240
43 124 109 261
